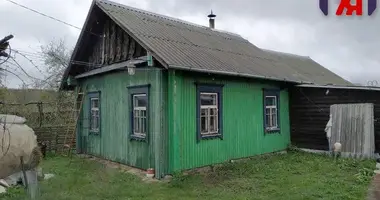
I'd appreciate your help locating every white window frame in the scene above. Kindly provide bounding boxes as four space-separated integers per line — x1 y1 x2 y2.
132 93 147 138
200 92 219 136
265 95 278 130
90 97 100 132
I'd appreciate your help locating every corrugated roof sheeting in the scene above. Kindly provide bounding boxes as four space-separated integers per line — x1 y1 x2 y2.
263 49 353 86
95 0 351 85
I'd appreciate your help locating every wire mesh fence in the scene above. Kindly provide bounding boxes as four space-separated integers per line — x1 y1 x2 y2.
0 91 77 153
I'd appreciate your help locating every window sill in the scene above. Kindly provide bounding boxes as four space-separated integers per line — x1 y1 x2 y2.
200 134 223 140
265 128 280 134
130 135 147 142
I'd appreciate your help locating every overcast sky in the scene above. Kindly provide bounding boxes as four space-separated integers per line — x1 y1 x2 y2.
0 0 379 88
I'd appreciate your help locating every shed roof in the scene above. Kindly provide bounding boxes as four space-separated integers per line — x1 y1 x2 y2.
262 49 353 86
296 84 380 91
62 0 352 89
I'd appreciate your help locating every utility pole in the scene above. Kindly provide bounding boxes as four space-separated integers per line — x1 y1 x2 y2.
0 34 14 58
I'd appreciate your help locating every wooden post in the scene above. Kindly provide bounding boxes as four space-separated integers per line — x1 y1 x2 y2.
20 156 28 189
55 133 58 153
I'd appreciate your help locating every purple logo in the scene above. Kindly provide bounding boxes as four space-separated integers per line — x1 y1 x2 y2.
319 0 377 16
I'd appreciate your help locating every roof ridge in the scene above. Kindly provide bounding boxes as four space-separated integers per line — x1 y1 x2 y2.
96 0 242 37
261 48 309 60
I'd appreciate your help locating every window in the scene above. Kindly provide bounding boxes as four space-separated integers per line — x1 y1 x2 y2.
88 92 100 134
132 94 147 137
200 93 218 135
263 89 280 132
128 85 150 140
196 83 223 141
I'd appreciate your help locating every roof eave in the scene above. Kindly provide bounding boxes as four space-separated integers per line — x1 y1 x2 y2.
59 0 98 91
169 64 310 84
75 56 148 79
296 84 380 91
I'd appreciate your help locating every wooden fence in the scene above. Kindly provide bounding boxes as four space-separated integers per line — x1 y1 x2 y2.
33 125 76 153
330 103 375 158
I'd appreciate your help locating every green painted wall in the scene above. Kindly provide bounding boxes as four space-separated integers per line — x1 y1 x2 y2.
77 67 290 177
168 70 291 172
78 67 167 177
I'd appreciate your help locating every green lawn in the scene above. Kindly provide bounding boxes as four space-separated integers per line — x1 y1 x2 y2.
1 151 375 200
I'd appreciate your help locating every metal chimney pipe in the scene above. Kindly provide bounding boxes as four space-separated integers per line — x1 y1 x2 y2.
207 10 216 29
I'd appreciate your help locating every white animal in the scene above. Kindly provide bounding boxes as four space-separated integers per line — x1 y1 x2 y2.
334 142 342 152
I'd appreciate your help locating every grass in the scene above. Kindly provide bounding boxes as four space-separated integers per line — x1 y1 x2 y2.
1 151 375 200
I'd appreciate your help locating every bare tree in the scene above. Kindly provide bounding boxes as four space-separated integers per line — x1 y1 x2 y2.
34 39 72 90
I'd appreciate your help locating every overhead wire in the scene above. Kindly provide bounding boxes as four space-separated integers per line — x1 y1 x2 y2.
12 49 45 59
2 0 103 38
12 48 101 67
12 48 159 70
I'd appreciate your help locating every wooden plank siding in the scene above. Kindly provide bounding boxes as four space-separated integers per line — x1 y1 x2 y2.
77 67 167 178
289 86 380 152
87 17 146 69
330 103 375 157
168 70 291 172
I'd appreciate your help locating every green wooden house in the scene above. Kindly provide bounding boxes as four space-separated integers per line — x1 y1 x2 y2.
61 0 351 178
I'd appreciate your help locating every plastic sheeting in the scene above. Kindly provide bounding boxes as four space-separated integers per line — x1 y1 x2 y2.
0 115 40 179
325 114 332 151
0 114 26 124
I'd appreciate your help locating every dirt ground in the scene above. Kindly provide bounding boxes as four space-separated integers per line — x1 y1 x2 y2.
368 173 380 200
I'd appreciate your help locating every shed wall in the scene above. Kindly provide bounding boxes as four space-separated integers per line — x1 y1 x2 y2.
290 87 380 152
168 70 291 172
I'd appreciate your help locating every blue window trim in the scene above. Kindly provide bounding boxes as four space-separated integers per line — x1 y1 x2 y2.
195 82 224 142
127 84 150 142
263 89 281 134
88 91 101 135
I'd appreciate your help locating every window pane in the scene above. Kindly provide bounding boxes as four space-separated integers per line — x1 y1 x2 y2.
265 108 271 115
265 96 276 106
91 98 99 108
90 116 93 130
210 108 217 115
210 116 218 132
142 117 145 133
201 116 207 133
271 109 277 127
94 116 98 130
201 108 208 116
91 115 96 130
133 109 147 135
265 114 271 127
133 94 147 107
200 93 217 106
134 116 138 133
138 115 142 133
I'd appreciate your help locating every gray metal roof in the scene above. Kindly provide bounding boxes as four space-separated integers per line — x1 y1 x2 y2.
262 49 353 86
65 0 352 87
296 84 380 91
